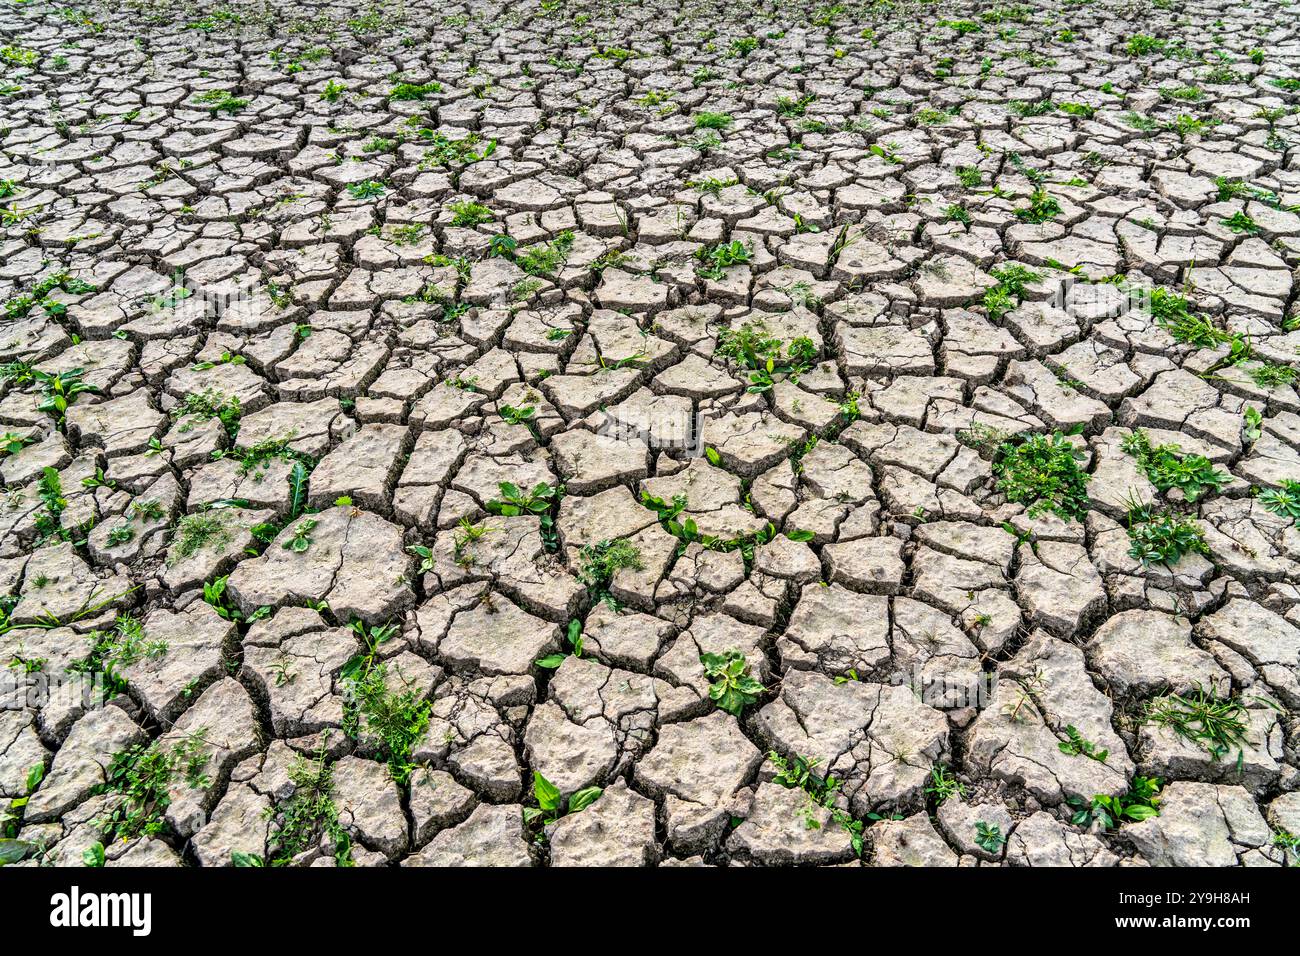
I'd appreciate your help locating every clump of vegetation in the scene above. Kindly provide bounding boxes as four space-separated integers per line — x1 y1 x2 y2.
992 431 1091 521
172 389 240 438
1013 187 1062 224
70 614 167 696
700 650 765 715
3 271 95 320
267 746 351 866
92 732 210 841
767 751 864 855
523 770 601 838
346 179 386 200
1058 725 1109 763
1258 479 1300 524
982 263 1041 319
341 654 430 787
924 764 967 804
696 239 753 280
448 200 494 227
170 511 232 562
32 369 99 424
1067 775 1163 830
1122 429 1229 502
974 821 1005 854
715 320 818 392
576 538 643 593
414 130 497 169
1144 688 1250 763
191 89 247 115
1125 505 1209 567
389 81 442 100
515 230 575 276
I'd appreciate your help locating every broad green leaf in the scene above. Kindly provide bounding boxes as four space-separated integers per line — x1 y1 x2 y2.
568 787 602 814
533 771 561 812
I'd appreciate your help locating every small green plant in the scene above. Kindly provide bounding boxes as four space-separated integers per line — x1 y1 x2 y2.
191 89 247 115
516 230 575 276
93 731 210 841
1122 430 1228 503
341 659 431 787
32 368 100 423
974 821 1005 854
452 517 495 568
924 764 967 804
536 618 584 669
281 518 318 553
171 512 232 561
992 432 1091 521
523 770 601 835
267 745 351 866
1058 725 1109 762
715 321 817 392
346 180 386 200
576 538 643 593
1125 506 1209 567
173 389 241 438
1258 479 1300 524
448 201 494 226
1144 688 1249 763
485 480 557 518
389 81 442 100
767 751 864 855
1013 187 1062 224
321 79 347 102
1068 776 1163 830
700 650 765 716
696 239 752 279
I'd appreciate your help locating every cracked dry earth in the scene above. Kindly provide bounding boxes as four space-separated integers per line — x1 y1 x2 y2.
3 0 1300 872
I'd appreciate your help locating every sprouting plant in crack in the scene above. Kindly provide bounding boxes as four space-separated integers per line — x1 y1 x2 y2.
701 650 766 716
974 821 1005 854
31 368 99 425
536 618 584 670
1124 504 1209 567
1274 830 1300 867
924 764 967 804
715 321 818 392
576 538 643 595
696 239 751 279
92 730 211 842
1067 775 1163 830
522 770 602 842
67 614 167 697
1002 669 1045 723
515 230 575 277
407 543 435 576
485 480 559 549
341 655 431 787
1058 725 1109 763
1143 686 1258 765
499 403 541 441
1122 429 1228 503
992 431 1091 521
982 264 1041 319
202 574 268 625
282 518 318 554
33 466 67 543
1258 479 1300 525
266 743 351 866
172 389 241 439
452 517 496 569
0 762 46 865
767 751 864 855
